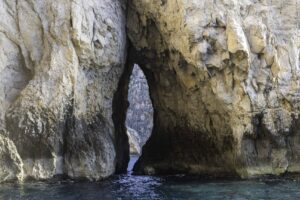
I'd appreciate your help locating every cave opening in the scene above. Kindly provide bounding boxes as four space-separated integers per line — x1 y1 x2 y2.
125 64 154 172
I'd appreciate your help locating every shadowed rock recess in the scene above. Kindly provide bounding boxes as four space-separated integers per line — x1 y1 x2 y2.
0 0 299 182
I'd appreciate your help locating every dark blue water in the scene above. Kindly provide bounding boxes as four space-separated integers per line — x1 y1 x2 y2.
1 156 300 200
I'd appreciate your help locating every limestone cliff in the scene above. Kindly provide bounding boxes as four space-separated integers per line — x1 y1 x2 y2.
128 0 300 177
0 0 128 182
0 0 300 183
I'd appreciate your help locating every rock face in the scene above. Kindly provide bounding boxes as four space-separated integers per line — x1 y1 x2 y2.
127 0 300 177
0 134 23 183
0 0 300 183
0 0 128 181
126 127 141 155
126 64 153 147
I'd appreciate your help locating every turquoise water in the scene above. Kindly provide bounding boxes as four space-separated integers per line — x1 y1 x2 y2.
1 156 300 200
2 175 300 199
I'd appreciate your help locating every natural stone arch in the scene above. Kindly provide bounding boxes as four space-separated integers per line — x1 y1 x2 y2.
127 0 300 178
0 0 299 183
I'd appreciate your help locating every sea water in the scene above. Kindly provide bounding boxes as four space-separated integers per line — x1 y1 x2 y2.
1 156 300 200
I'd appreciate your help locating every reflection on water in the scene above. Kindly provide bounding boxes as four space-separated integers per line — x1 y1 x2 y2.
3 176 300 200
1 156 300 199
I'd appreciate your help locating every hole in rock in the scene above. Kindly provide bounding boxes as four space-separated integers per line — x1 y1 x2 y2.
125 64 153 172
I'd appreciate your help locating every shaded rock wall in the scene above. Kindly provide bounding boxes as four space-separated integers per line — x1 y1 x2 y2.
0 0 128 181
128 0 300 177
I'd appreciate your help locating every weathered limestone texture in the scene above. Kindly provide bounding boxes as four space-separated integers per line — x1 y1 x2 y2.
1 0 300 182
127 127 141 155
0 134 23 183
0 0 127 181
128 0 300 177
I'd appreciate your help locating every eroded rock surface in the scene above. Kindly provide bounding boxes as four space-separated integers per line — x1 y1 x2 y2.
0 133 23 183
128 0 300 177
1 0 300 182
0 0 127 181
126 127 141 155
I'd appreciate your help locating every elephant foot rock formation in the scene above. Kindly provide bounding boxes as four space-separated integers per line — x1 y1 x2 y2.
0 0 300 182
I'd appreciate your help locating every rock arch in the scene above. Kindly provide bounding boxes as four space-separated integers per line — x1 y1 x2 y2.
0 0 299 183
